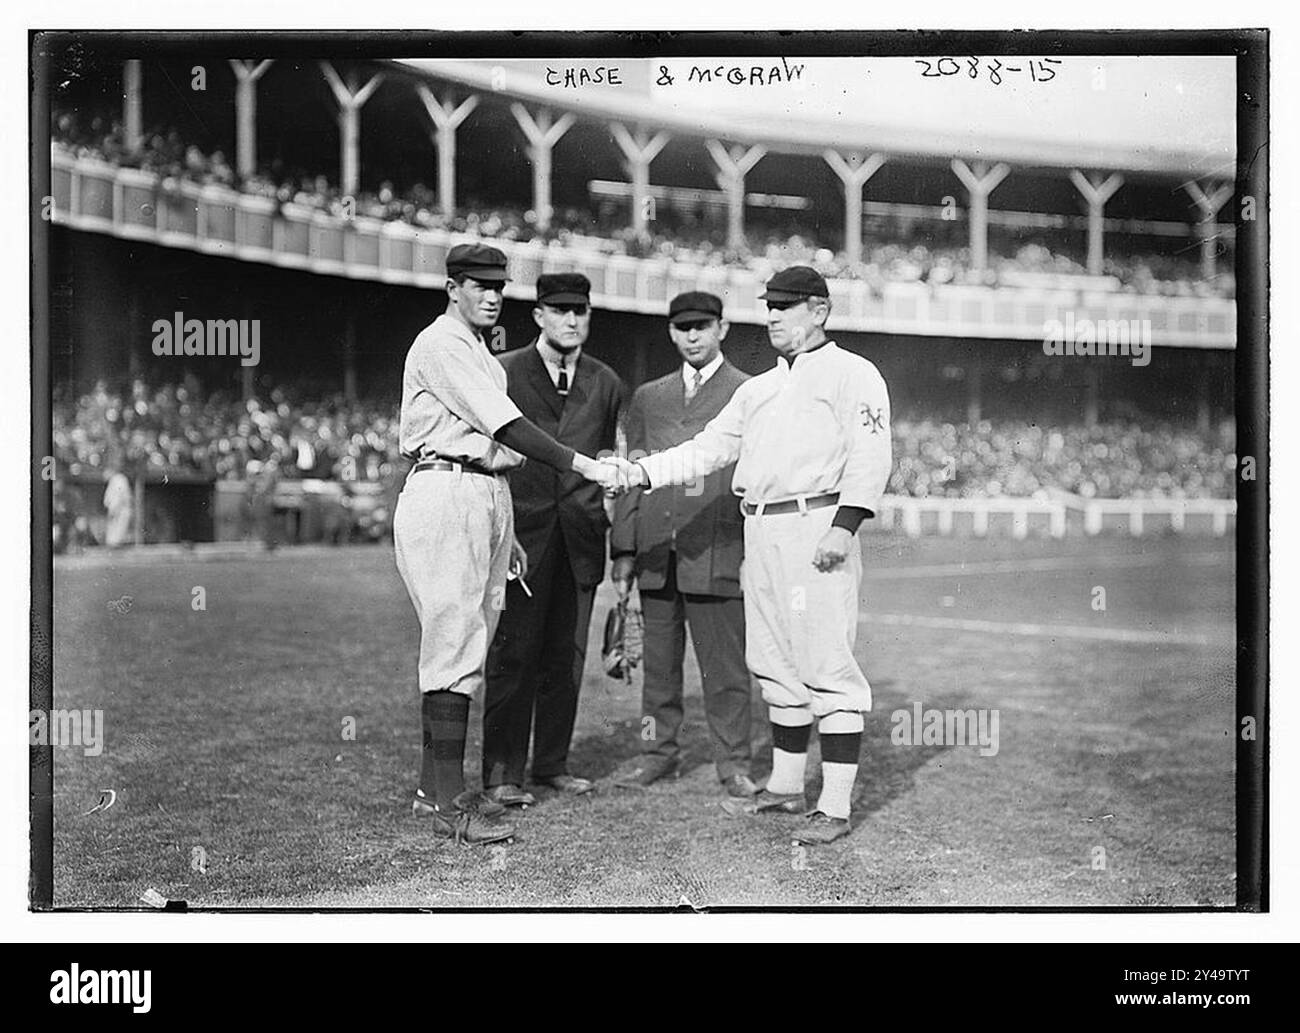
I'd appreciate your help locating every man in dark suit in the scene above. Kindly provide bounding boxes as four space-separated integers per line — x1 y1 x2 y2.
610 291 757 799
482 273 628 806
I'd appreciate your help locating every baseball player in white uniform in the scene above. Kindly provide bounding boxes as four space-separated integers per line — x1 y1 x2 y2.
394 243 622 846
608 266 892 844
102 463 133 547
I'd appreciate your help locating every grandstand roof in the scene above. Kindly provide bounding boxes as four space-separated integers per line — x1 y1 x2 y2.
392 56 1234 179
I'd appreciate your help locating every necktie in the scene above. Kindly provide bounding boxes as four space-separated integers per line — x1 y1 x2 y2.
556 359 569 396
685 368 703 404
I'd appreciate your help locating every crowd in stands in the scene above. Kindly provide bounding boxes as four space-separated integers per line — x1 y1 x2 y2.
53 379 1236 505
890 414 1236 501
51 112 1233 300
53 377 404 485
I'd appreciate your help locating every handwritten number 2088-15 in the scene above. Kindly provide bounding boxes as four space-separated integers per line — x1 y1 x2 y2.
915 58 1059 85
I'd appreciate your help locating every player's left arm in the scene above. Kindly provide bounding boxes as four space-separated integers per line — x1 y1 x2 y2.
813 362 893 572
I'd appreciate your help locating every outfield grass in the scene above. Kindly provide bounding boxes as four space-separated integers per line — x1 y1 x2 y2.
48 533 1236 909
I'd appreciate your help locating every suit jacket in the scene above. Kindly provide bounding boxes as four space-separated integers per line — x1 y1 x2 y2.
610 359 749 598
499 342 627 588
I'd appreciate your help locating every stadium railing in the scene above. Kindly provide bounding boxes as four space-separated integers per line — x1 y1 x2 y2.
50 152 1236 348
61 474 1235 547
873 494 1236 539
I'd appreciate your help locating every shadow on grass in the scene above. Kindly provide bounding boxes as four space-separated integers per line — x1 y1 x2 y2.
564 676 972 831
567 715 644 780
843 686 979 831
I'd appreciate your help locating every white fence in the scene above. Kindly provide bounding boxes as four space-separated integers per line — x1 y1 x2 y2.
873 494 1235 539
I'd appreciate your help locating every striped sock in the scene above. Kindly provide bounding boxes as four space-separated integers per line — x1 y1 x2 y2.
816 731 862 820
766 721 812 795
422 691 469 810
816 763 858 820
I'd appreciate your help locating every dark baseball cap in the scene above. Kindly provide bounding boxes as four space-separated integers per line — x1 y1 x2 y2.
760 265 830 303
536 272 591 306
446 243 510 283
668 291 724 325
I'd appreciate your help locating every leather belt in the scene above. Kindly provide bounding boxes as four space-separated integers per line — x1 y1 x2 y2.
741 492 840 517
410 457 497 477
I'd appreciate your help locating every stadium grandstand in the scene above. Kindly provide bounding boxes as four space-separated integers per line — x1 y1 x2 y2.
42 49 1238 548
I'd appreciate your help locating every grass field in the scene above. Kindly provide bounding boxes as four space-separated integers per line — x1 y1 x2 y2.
47 531 1237 909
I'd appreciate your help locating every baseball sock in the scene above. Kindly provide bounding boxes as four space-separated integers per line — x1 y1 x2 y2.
766 718 812 795
421 691 470 811
816 715 863 820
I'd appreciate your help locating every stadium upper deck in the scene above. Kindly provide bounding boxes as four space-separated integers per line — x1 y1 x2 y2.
44 52 1238 348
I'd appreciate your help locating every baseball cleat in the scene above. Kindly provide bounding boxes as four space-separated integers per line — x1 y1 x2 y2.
720 787 805 817
723 773 760 799
791 811 852 845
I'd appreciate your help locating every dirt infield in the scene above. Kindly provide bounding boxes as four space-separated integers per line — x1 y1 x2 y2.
47 534 1236 909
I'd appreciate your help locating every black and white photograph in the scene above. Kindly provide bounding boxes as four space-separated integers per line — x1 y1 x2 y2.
28 28 1267 915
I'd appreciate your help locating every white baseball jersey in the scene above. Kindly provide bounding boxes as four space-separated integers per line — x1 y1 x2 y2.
637 341 892 511
398 313 524 472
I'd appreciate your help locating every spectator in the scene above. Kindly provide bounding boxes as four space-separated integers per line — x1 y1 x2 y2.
53 376 1234 503
50 108 1233 299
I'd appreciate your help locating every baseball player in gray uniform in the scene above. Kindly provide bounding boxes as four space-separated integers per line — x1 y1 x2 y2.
607 266 892 844
393 243 622 845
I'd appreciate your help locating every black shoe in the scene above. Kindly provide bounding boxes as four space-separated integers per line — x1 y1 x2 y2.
534 774 595 795
419 791 516 846
612 756 680 789
486 784 537 807
413 789 506 818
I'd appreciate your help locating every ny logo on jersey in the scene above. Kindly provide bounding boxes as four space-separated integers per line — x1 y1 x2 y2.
859 403 885 434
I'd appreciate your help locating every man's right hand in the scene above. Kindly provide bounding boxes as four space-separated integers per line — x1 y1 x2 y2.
611 556 636 599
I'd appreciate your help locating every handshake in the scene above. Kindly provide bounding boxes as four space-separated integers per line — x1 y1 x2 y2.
573 453 647 495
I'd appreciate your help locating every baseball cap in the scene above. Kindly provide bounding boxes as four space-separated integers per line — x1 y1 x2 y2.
668 291 724 325
760 265 830 303
536 272 591 306
446 243 510 283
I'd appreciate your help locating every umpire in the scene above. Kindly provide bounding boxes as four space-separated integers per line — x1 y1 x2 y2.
610 291 756 798
482 273 628 805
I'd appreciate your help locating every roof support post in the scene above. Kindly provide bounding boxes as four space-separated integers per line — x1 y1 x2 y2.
610 123 670 241
418 86 479 219
823 150 886 268
951 158 1011 273
1182 179 1233 283
123 59 143 155
320 62 384 198
1069 170 1124 276
229 60 274 179
511 104 575 233
706 140 766 252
